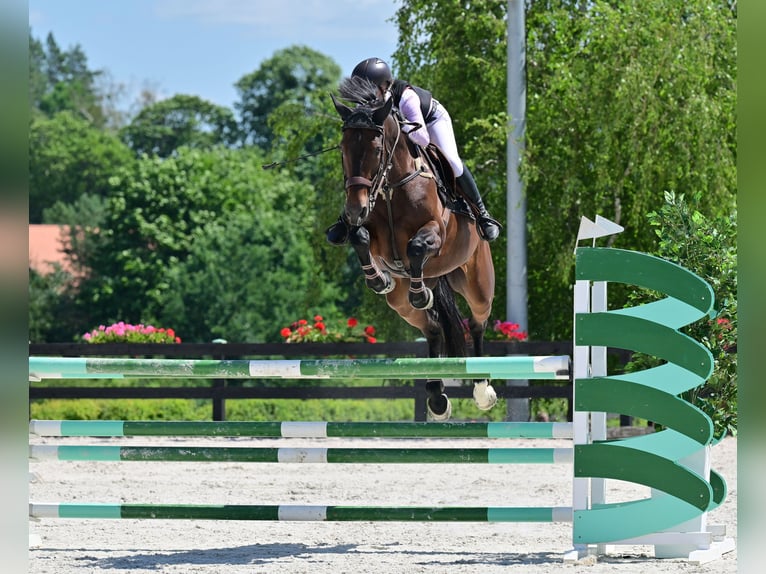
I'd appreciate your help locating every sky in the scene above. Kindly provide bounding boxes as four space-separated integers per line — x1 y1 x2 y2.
28 0 401 111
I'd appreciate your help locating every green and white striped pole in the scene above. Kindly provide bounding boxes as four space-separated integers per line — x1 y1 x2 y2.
30 420 574 439
29 356 570 380
30 444 573 464
29 502 573 523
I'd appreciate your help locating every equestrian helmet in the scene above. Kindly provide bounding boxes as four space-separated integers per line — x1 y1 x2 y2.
352 58 393 90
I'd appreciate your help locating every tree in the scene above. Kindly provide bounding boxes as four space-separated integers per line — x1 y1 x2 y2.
28 266 83 342
152 210 343 342
29 31 106 126
392 0 736 339
120 94 240 157
29 111 135 223
235 45 341 147
523 0 736 337
75 146 325 330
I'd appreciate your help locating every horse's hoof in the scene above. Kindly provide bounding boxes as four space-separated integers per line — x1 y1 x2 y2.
369 271 395 295
410 287 434 310
427 393 452 421
378 277 396 294
473 380 497 411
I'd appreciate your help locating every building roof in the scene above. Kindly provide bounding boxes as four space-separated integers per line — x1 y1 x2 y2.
29 224 76 275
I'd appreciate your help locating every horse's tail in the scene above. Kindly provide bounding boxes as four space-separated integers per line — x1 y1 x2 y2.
433 276 467 357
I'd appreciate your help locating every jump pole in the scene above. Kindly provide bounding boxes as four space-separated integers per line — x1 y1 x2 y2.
30 503 573 523
28 355 570 381
29 419 574 439
29 444 573 464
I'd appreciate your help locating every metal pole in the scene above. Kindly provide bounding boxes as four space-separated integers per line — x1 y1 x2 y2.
506 0 529 420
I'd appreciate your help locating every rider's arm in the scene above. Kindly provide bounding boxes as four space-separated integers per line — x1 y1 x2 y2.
399 88 430 148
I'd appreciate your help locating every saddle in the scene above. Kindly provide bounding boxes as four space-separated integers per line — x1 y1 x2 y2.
414 144 475 221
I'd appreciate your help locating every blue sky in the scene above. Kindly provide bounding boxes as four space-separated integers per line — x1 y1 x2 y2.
29 0 400 111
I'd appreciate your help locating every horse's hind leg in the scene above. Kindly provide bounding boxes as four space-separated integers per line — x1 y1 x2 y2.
467 316 497 411
447 246 497 412
348 226 395 294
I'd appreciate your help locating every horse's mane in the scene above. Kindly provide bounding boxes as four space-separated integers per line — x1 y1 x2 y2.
338 76 383 106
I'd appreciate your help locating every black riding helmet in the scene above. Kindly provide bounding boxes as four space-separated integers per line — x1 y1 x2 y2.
352 58 394 90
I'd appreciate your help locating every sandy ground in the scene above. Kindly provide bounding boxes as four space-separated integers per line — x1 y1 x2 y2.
28 433 736 573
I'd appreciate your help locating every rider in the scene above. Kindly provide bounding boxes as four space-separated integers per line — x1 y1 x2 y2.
326 57 501 245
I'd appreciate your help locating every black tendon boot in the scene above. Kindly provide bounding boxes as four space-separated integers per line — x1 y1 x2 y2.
456 164 501 242
325 215 351 246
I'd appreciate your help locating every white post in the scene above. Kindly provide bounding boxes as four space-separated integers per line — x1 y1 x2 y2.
571 275 591 558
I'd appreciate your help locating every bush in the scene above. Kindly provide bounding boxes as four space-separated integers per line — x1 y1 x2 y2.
624 192 736 438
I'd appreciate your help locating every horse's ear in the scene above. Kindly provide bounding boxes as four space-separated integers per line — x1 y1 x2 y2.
372 96 394 126
331 94 353 121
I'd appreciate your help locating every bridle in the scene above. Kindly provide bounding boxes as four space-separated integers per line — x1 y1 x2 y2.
340 107 402 216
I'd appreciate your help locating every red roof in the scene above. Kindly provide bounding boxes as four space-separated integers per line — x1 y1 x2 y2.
29 224 77 275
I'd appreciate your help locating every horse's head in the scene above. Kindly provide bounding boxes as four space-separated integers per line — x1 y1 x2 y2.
332 92 396 226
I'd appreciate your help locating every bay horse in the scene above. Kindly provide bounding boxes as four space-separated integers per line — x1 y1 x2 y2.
331 77 497 420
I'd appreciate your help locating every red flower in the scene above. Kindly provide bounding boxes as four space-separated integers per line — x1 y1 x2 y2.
364 325 375 336
280 327 292 338
366 336 377 343
298 319 308 326
347 317 358 328
314 322 326 331
314 315 324 322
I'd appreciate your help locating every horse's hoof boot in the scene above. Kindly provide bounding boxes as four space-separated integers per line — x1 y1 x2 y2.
473 381 497 411
427 393 452 421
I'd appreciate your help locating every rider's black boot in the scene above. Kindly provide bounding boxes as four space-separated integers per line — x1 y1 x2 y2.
325 216 350 246
456 165 501 242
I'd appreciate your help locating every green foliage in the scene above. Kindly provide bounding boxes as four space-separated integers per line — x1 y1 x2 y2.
523 0 737 338
30 399 211 421
235 45 342 147
120 94 240 157
28 266 82 342
30 396 560 423
393 0 736 340
29 31 106 126
76 146 295 327
151 209 343 343
624 192 737 437
29 111 134 223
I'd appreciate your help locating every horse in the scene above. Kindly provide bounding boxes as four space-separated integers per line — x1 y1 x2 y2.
331 77 497 420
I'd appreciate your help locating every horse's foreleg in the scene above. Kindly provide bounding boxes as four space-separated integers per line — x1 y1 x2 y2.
406 223 442 310
348 226 395 295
